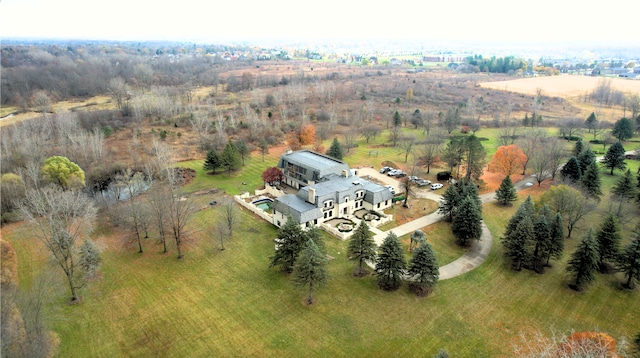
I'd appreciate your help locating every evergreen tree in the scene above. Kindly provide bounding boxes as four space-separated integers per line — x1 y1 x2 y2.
612 117 634 141
573 138 584 158
580 160 603 201
306 226 326 254
495 175 518 205
407 242 439 296
451 195 483 247
547 213 565 266
567 229 600 291
292 239 329 305
393 110 401 127
611 169 638 217
221 142 241 176
560 157 582 183
602 141 626 175
326 138 344 160
615 230 640 289
502 216 534 271
577 147 596 174
502 196 534 241
438 184 461 222
531 214 551 273
347 221 377 276
269 217 307 273
585 112 597 134
375 232 406 291
203 149 222 173
438 178 481 221
595 214 621 272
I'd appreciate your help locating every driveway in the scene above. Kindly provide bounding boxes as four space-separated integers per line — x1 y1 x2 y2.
357 167 537 281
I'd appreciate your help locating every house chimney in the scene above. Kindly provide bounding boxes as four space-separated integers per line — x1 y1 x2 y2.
308 187 316 204
342 169 348 177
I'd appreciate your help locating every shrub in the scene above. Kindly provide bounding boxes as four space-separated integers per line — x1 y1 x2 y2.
437 171 451 181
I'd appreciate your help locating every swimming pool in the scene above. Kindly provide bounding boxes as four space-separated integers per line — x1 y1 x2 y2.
252 198 273 212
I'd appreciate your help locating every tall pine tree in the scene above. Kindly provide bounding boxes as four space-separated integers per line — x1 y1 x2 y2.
580 160 603 201
595 214 621 272
560 157 582 183
502 216 534 271
615 230 640 289
495 175 518 206
451 195 483 247
221 142 241 176
203 149 222 173
531 214 551 273
269 217 307 273
375 232 406 291
611 169 638 217
347 221 377 277
326 138 344 160
602 141 626 175
407 242 439 296
567 229 600 291
546 213 565 266
292 239 329 305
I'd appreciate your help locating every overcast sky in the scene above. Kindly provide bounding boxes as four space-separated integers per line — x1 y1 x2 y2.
2 0 639 45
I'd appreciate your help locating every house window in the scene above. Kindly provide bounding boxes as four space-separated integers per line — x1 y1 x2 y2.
314 219 318 225
356 190 364 199
277 220 281 226
344 196 349 203
377 203 381 208
324 200 333 208
324 212 327 219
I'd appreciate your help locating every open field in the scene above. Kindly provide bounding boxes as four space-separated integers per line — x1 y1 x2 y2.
479 75 640 98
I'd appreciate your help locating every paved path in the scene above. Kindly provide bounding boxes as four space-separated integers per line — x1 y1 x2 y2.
357 167 536 281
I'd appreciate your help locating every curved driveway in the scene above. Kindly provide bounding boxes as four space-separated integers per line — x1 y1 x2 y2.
357 167 535 280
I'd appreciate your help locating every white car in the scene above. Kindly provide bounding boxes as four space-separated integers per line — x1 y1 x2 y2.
385 185 396 195
430 183 444 190
387 169 400 176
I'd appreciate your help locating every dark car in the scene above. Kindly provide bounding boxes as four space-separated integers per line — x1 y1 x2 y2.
395 172 407 178
380 166 392 174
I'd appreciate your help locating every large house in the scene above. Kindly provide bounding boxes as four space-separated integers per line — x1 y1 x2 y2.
271 150 393 228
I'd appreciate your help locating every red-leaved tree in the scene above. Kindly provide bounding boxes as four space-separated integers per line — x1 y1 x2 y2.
261 167 284 186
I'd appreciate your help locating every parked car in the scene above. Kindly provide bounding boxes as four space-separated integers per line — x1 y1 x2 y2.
395 172 407 178
430 183 444 190
385 185 396 195
380 166 392 174
387 169 400 176
408 176 419 182
417 179 431 187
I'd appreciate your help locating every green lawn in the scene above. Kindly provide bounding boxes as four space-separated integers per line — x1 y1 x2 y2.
5 129 640 357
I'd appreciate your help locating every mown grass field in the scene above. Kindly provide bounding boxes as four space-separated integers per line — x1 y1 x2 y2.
4 128 640 357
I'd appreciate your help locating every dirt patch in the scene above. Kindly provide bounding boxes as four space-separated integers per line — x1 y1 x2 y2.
173 167 196 186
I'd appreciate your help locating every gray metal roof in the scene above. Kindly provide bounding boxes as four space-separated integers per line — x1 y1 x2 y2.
272 194 323 223
278 150 350 178
298 175 392 205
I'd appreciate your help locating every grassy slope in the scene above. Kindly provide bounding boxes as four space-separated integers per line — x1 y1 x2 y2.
5 129 640 357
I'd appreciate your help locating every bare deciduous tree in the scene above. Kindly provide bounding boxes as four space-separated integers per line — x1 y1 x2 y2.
20 186 98 302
